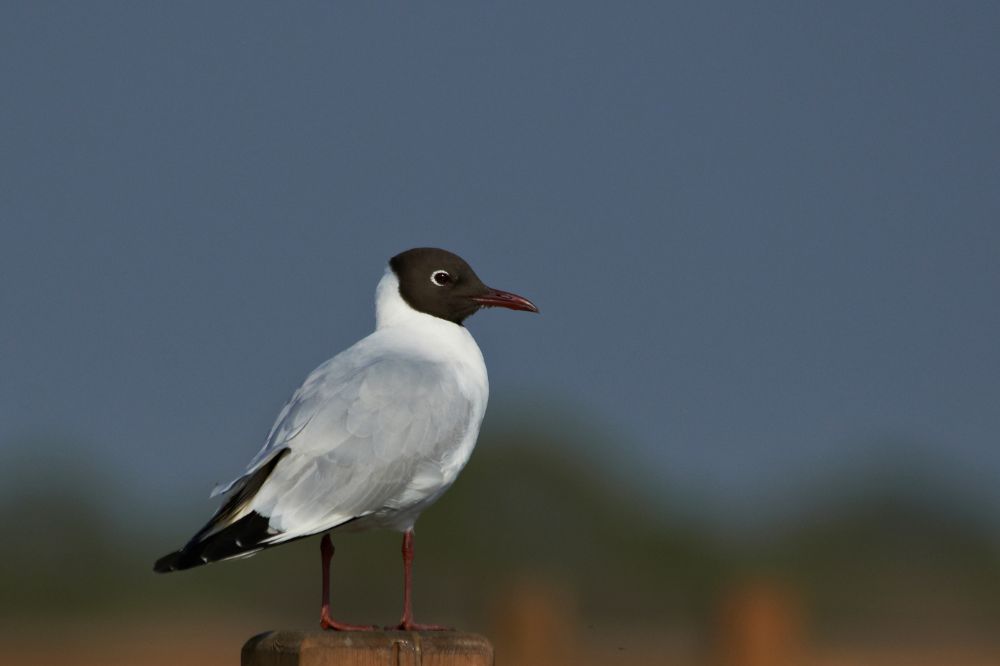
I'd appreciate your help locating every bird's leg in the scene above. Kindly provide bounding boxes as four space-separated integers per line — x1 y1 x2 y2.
392 528 451 631
319 534 376 631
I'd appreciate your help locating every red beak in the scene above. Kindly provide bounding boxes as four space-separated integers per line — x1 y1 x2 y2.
471 287 539 313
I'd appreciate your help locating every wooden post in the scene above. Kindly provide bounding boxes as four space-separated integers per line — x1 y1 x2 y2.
242 630 494 666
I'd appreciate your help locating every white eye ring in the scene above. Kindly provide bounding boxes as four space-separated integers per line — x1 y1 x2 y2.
430 270 452 286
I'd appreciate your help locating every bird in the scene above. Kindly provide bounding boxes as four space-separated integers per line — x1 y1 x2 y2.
153 247 538 631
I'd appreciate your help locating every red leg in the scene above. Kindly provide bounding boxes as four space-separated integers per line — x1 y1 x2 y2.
319 534 376 631
392 529 451 631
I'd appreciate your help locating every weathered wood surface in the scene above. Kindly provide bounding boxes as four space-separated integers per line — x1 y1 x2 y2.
242 630 494 666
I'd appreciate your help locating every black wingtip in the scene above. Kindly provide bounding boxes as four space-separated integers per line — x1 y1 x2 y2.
153 550 181 573
153 511 276 573
155 452 291 574
153 548 202 573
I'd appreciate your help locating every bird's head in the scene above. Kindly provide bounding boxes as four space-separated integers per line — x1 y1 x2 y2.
388 247 538 325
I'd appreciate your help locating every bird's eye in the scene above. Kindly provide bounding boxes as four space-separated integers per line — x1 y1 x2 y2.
431 270 452 286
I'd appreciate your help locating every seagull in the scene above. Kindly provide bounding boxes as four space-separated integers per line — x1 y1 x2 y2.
154 247 538 631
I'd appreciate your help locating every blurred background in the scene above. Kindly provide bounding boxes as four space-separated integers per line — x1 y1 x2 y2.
2 2 999 665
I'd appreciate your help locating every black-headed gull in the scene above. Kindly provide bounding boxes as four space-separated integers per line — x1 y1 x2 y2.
154 248 538 631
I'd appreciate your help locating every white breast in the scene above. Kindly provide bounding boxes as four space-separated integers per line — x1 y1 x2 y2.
373 269 490 506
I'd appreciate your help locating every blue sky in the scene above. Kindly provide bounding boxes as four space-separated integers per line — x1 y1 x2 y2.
2 2 999 528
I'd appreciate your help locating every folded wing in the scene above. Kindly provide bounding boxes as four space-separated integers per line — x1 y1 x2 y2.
155 343 474 571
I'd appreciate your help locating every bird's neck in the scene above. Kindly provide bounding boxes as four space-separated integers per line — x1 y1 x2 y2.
373 269 488 399
375 268 447 331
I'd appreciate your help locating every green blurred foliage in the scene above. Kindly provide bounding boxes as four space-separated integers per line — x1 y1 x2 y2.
2 421 998 643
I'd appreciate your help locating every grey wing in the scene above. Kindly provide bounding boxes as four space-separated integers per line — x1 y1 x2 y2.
246 355 475 541
210 355 352 498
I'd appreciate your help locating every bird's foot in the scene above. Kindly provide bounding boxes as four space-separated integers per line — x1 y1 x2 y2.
390 620 453 631
320 609 378 631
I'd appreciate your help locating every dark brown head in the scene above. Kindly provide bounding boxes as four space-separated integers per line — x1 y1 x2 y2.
389 247 538 325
